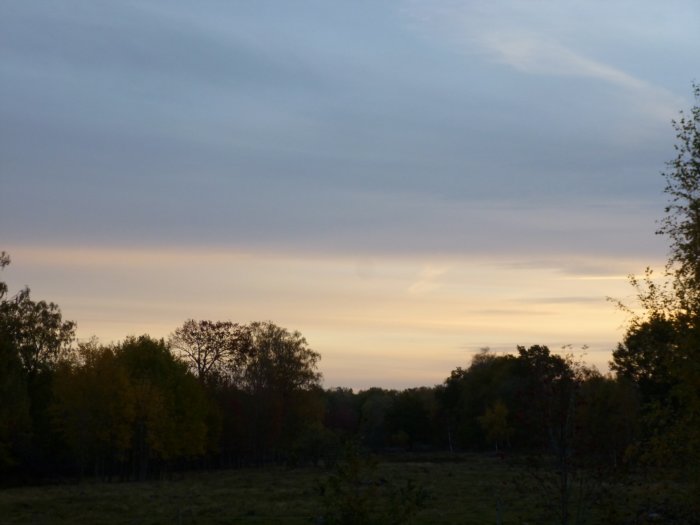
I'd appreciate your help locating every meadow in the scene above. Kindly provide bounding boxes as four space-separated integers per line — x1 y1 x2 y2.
0 454 689 525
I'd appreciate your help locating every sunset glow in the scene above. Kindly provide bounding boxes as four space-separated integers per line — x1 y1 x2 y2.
1 243 665 388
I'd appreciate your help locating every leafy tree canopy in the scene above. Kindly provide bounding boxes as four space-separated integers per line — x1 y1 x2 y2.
242 321 321 394
0 253 75 377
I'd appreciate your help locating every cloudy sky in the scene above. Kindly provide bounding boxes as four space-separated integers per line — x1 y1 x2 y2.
1 1 698 389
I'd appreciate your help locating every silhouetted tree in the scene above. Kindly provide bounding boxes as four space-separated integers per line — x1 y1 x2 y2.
611 314 675 403
52 340 135 478
241 321 321 394
230 322 322 461
0 281 75 377
438 350 520 450
52 336 213 480
0 322 31 472
115 335 209 479
169 319 249 385
514 345 575 451
324 387 360 437
575 375 639 466
0 254 31 470
658 83 700 307
611 86 700 492
0 252 9 297
0 252 76 475
386 388 434 450
357 388 395 450
646 84 700 486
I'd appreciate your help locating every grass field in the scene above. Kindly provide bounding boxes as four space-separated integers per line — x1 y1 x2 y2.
0 454 694 524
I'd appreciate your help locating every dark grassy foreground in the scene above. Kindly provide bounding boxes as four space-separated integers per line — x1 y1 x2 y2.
0 454 694 524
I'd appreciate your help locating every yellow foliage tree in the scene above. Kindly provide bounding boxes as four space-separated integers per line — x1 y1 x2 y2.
478 400 512 451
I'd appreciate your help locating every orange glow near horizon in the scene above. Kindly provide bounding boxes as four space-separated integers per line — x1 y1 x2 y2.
2 244 664 390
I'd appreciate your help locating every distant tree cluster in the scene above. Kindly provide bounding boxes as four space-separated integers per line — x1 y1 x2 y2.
0 256 324 480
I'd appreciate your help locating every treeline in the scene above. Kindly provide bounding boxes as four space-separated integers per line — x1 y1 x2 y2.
0 251 662 484
0 252 696 488
0 253 625 476
0 274 328 481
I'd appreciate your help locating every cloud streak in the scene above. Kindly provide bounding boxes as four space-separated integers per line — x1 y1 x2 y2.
479 31 683 122
482 32 643 88
406 0 688 122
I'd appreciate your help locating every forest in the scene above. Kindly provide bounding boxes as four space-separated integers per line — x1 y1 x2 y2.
1 87 699 523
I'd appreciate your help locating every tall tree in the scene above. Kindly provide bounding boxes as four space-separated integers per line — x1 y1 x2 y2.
52 340 135 477
242 321 321 395
657 83 700 312
0 254 31 470
655 85 700 485
0 256 76 377
239 322 322 457
116 335 209 478
0 252 76 473
169 319 248 384
613 85 700 492
610 313 675 403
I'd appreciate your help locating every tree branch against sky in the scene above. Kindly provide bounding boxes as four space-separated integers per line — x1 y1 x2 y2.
169 319 248 384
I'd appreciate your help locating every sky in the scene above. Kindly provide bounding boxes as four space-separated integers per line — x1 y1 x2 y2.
1 1 699 389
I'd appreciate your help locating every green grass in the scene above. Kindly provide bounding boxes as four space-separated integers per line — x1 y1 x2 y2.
0 455 694 524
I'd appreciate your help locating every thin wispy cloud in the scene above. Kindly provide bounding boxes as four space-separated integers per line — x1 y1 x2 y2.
405 0 687 122
480 32 683 123
482 32 640 87
407 265 449 295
